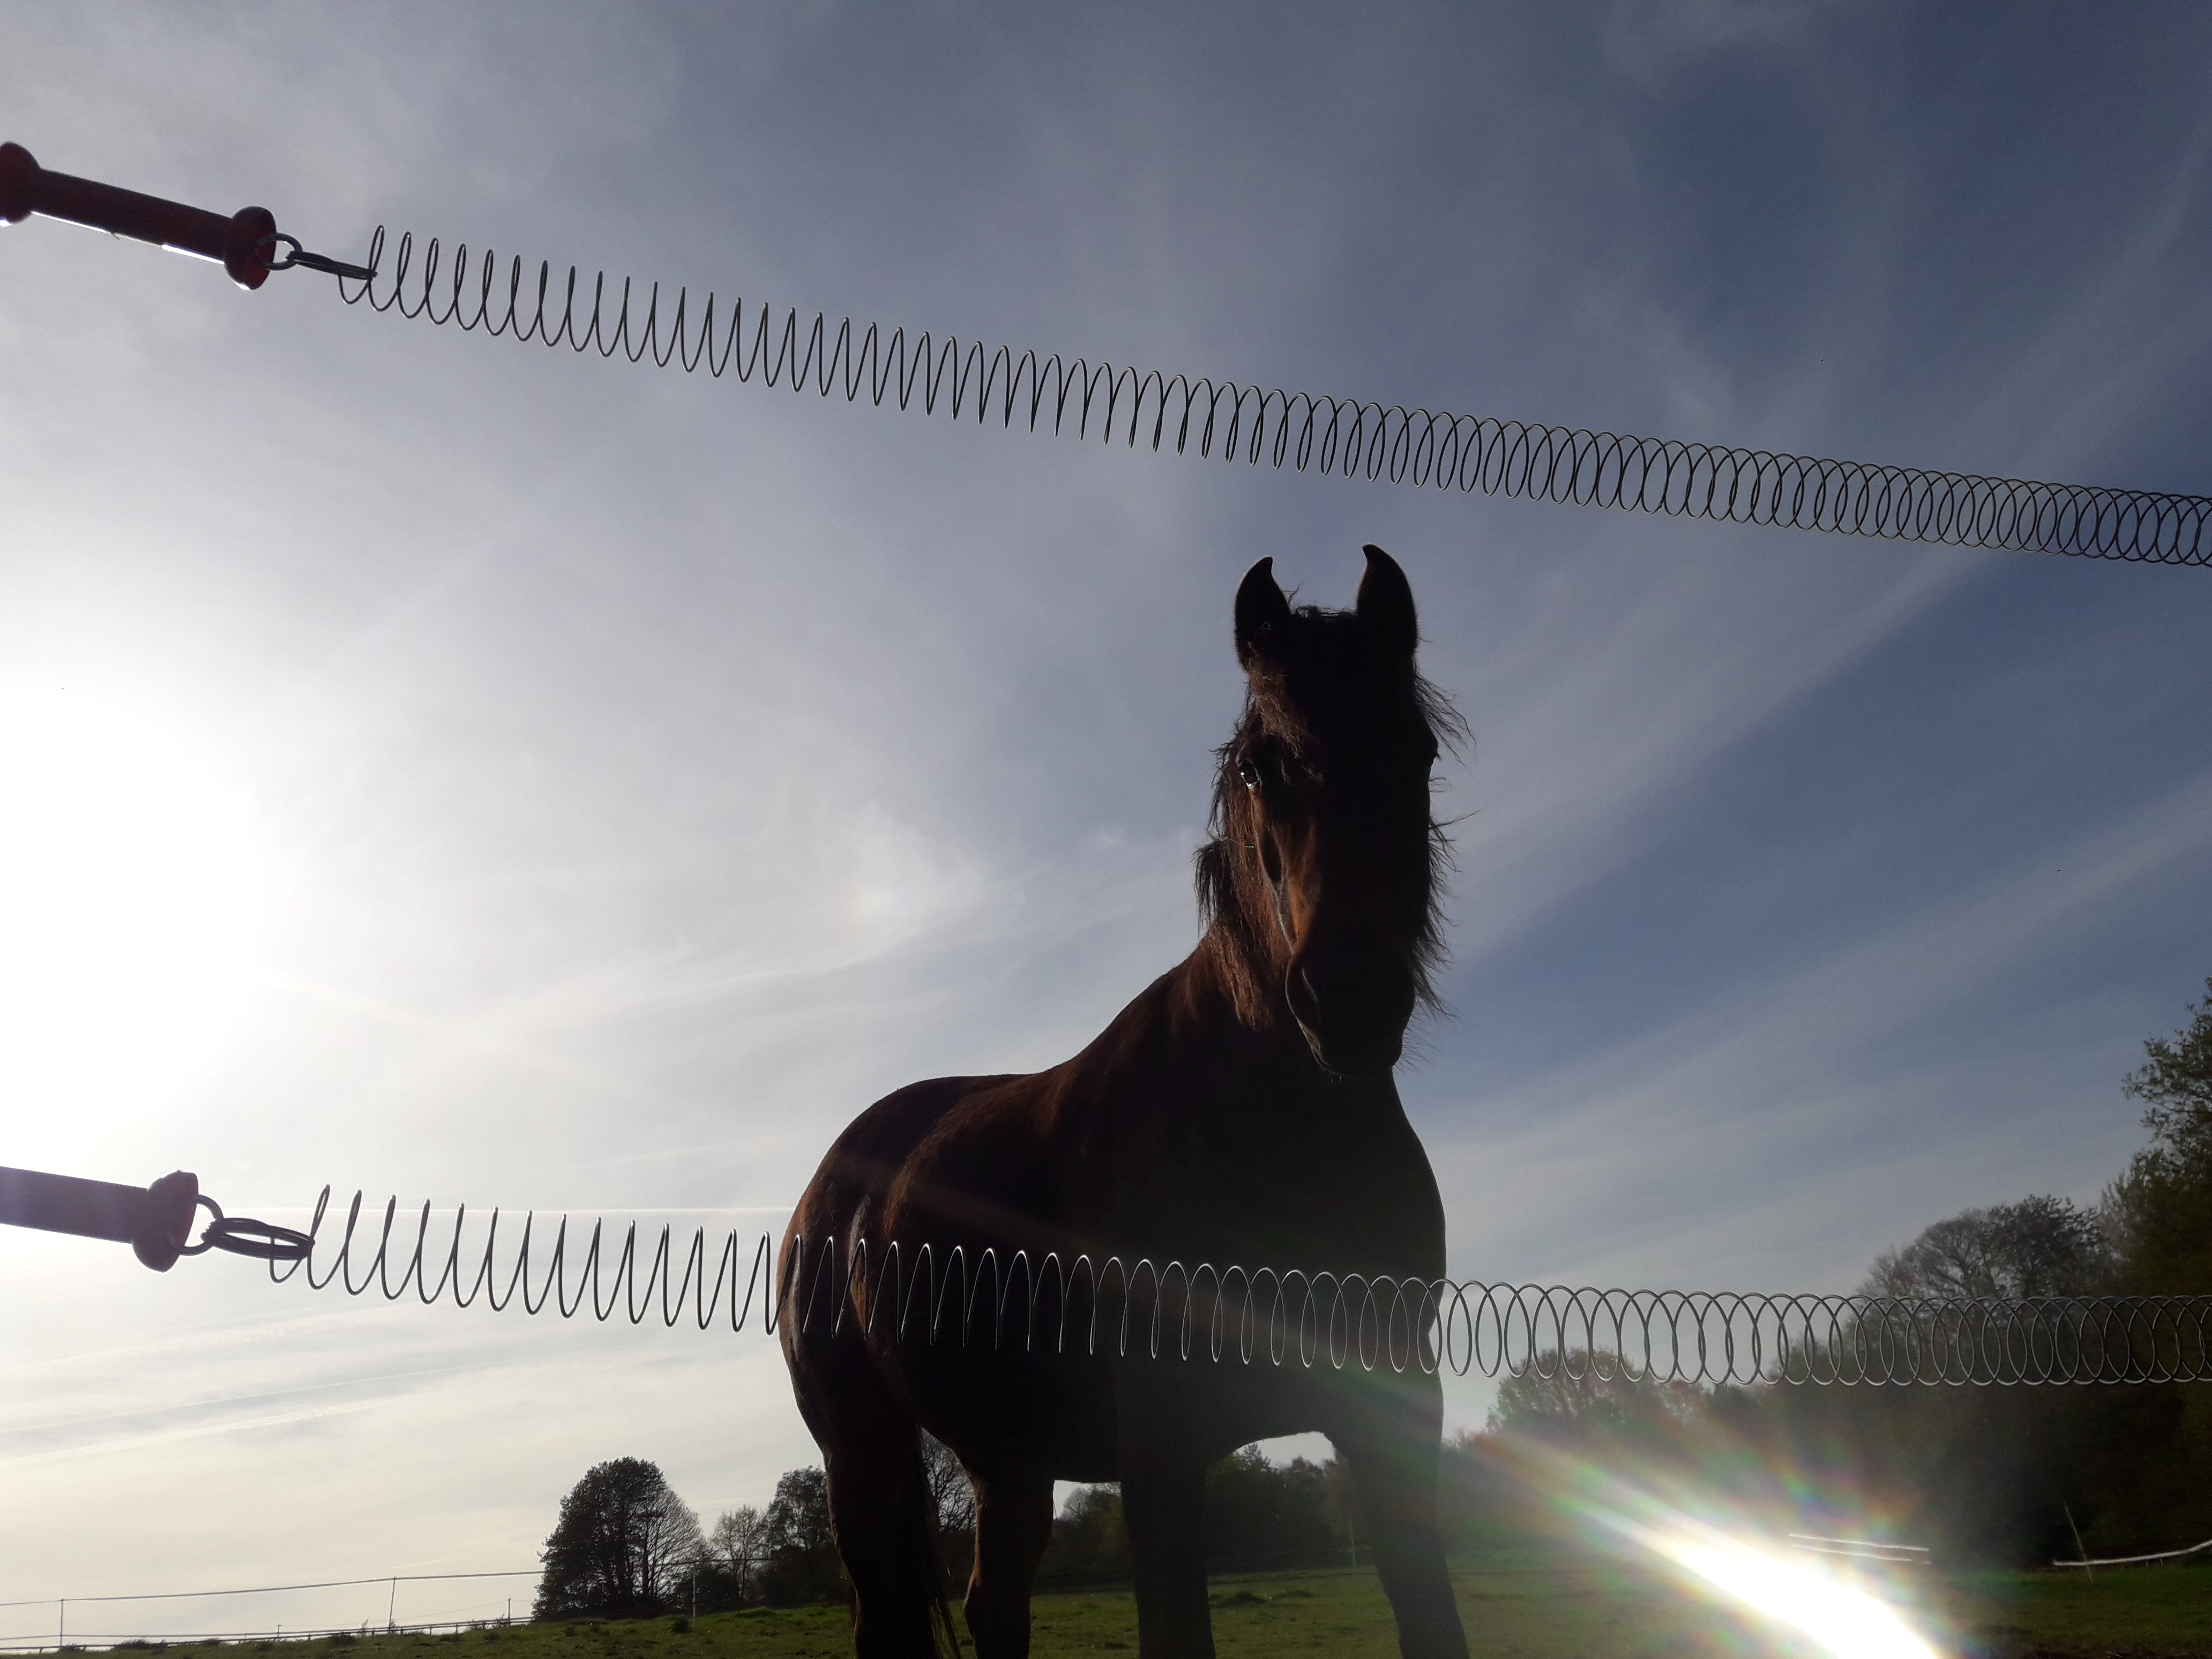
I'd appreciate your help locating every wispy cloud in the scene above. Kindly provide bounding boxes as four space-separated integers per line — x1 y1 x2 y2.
3 0 2208 1613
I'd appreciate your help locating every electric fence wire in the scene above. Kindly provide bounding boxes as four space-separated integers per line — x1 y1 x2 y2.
0 1573 540 1654
278 1188 2212 1389
340 228 2211 568
0 1572 539 1612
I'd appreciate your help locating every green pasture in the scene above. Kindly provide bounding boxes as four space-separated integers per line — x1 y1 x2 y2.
127 1560 2212 1658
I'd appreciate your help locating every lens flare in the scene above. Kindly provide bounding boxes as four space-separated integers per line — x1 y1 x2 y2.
1647 1528 1939 1659
1496 1436 1944 1659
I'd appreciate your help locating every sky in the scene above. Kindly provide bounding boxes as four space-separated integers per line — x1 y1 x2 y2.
3 1 2210 1642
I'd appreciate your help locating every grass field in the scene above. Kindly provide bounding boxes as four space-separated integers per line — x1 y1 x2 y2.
115 1560 2212 1658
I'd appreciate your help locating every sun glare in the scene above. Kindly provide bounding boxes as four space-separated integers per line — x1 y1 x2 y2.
0 690 268 1145
1504 1438 1944 1659
1649 1529 1941 1659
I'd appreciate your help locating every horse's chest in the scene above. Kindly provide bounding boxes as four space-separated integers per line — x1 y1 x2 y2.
1077 1089 1438 1272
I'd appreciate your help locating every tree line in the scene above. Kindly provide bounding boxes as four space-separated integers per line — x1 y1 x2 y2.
1464 977 2212 1567
534 979 2212 1614
534 1456 830 1619
534 1437 1369 1619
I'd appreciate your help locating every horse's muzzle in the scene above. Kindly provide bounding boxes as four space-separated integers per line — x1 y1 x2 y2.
1284 956 1416 1077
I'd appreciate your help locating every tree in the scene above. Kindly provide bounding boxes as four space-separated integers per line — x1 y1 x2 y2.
1040 1484 1128 1582
534 1458 703 1621
708 1504 767 1568
1036 1449 1349 1583
1860 1194 2110 1302
2125 976 2212 1140
704 1450 961 1611
1446 984 2212 1567
2105 978 2212 1294
1202 1446 1339 1569
1486 1351 1699 1445
920 1431 975 1584
756 1467 845 1605
2072 979 2212 1555
1434 1428 1558 1555
698 1505 769 1610
919 1431 975 1536
1745 1200 2117 1564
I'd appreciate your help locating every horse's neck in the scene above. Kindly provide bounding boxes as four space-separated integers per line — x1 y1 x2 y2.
1169 929 1345 1101
1100 938 1410 1258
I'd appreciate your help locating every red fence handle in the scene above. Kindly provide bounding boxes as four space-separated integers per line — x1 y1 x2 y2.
0 1165 201 1271
0 141 276 290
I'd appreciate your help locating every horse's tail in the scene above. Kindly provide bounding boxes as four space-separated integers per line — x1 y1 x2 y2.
924 1515 961 1659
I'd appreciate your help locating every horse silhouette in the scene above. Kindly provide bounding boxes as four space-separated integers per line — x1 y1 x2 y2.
782 546 1468 1658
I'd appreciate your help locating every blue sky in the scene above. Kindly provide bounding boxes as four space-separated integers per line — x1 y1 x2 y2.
3 3 2209 1639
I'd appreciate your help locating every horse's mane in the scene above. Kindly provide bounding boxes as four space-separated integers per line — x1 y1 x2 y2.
1192 604 1466 1030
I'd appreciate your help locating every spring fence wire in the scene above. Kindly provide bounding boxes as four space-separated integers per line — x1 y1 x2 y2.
280 1189 2212 1389
337 228 2212 568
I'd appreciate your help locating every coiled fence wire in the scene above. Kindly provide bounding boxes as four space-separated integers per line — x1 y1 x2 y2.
276 1189 2212 1388
338 227 2210 567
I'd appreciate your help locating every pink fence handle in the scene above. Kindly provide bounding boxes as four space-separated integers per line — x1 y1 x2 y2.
0 141 276 289
0 1165 201 1271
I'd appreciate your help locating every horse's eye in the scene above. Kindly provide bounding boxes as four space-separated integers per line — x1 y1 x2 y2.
1237 757 1262 791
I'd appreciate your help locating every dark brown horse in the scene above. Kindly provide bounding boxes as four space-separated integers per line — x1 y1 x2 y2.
781 547 1469 1659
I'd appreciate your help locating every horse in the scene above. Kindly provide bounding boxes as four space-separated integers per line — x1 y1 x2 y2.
780 545 1469 1659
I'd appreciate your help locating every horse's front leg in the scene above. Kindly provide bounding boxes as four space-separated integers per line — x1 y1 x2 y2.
1117 1381 1214 1659
1331 1369 1469 1659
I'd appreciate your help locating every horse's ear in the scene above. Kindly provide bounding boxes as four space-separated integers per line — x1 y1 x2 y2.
1234 557 1292 668
1356 544 1418 657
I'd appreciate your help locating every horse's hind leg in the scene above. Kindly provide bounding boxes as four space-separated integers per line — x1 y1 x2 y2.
1332 1373 1469 1659
962 1464 1053 1659
801 1344 946 1657
827 1431 944 1657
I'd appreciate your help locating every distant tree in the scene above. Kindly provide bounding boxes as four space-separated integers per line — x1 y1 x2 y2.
1039 1484 1127 1582
707 1504 766 1570
756 1467 844 1605
697 1505 769 1610
700 1448 965 1612
2073 979 2212 1556
1860 1194 2110 1302
1742 1199 2118 1565
920 1431 975 1584
919 1431 975 1535
2126 977 2212 1134
1434 1428 1558 1555
1487 1352 1699 1444
2105 978 2212 1294
1036 1448 1348 1583
1458 985 2212 1569
1769 1064 2197 1570
1202 1446 1340 1569
534 1458 702 1621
